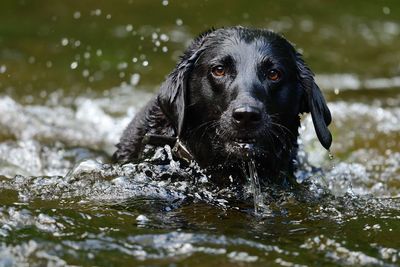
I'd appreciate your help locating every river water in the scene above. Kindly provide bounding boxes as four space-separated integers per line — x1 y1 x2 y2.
1 1 400 266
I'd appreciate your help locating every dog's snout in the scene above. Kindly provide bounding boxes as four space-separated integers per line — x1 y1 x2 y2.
232 106 262 127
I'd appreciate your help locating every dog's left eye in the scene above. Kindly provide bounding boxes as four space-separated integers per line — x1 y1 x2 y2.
266 69 282 81
211 65 226 77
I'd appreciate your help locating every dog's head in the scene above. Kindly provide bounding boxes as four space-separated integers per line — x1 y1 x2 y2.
158 27 331 170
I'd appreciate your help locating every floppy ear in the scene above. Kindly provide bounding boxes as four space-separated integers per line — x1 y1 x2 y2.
157 29 214 137
296 52 332 150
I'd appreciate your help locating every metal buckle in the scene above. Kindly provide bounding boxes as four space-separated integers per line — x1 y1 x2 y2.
172 138 194 163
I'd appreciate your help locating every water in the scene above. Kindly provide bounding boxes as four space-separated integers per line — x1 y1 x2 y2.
1 0 400 266
244 160 269 216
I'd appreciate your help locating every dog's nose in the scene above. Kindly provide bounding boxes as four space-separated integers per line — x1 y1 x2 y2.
232 106 262 127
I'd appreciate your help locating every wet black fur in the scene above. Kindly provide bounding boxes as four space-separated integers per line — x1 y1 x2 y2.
113 27 332 185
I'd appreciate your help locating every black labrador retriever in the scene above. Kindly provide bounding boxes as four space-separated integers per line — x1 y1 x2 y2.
113 27 332 186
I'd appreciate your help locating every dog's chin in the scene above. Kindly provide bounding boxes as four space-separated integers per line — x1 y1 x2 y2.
223 139 266 161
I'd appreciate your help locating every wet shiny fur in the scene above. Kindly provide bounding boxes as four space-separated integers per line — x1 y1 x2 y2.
113 27 332 185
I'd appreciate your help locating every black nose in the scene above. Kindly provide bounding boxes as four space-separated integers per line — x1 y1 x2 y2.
232 106 262 127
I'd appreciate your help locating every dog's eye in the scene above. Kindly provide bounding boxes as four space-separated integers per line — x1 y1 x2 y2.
211 65 225 77
267 69 282 81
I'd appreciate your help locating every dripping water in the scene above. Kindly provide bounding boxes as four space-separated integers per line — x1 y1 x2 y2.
243 159 269 215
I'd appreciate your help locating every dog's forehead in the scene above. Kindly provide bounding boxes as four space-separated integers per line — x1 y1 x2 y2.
205 30 294 63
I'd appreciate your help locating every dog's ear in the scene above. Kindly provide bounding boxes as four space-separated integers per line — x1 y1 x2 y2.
157 29 214 137
296 52 332 150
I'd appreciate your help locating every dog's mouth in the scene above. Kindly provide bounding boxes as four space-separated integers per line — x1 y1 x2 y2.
215 128 266 159
223 136 265 160
233 138 257 144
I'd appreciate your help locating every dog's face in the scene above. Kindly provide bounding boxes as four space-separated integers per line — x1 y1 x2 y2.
158 27 331 172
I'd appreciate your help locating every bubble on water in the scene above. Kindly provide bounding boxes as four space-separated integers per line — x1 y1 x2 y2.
61 38 69 46
70 62 78 70
96 49 102 56
46 61 52 68
83 52 90 59
152 32 158 40
162 0 168 6
132 57 138 63
106 14 112 20
142 61 149 67
73 11 81 19
162 46 168 53
74 40 81 47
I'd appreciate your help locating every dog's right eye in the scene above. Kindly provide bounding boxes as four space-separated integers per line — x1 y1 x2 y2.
211 65 225 77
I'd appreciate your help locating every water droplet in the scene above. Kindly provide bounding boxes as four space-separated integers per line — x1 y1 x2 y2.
162 46 168 53
91 9 102 16
176 18 183 26
117 62 128 70
28 56 36 64
70 62 78 69
328 151 334 160
160 34 169 42
132 57 138 63
0 65 6 73
162 0 168 6
61 38 69 46
82 69 90 77
130 73 140 86
142 60 149 67
382 6 390 15
73 11 81 19
126 24 133 32
136 214 149 222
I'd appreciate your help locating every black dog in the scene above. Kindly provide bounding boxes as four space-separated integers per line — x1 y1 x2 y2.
113 27 332 186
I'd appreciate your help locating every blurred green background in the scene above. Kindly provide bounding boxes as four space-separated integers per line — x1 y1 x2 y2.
1 0 399 101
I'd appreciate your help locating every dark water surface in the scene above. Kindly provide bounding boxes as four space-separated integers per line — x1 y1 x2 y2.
1 1 400 266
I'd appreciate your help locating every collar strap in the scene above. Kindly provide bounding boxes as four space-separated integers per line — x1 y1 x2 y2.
141 134 194 163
